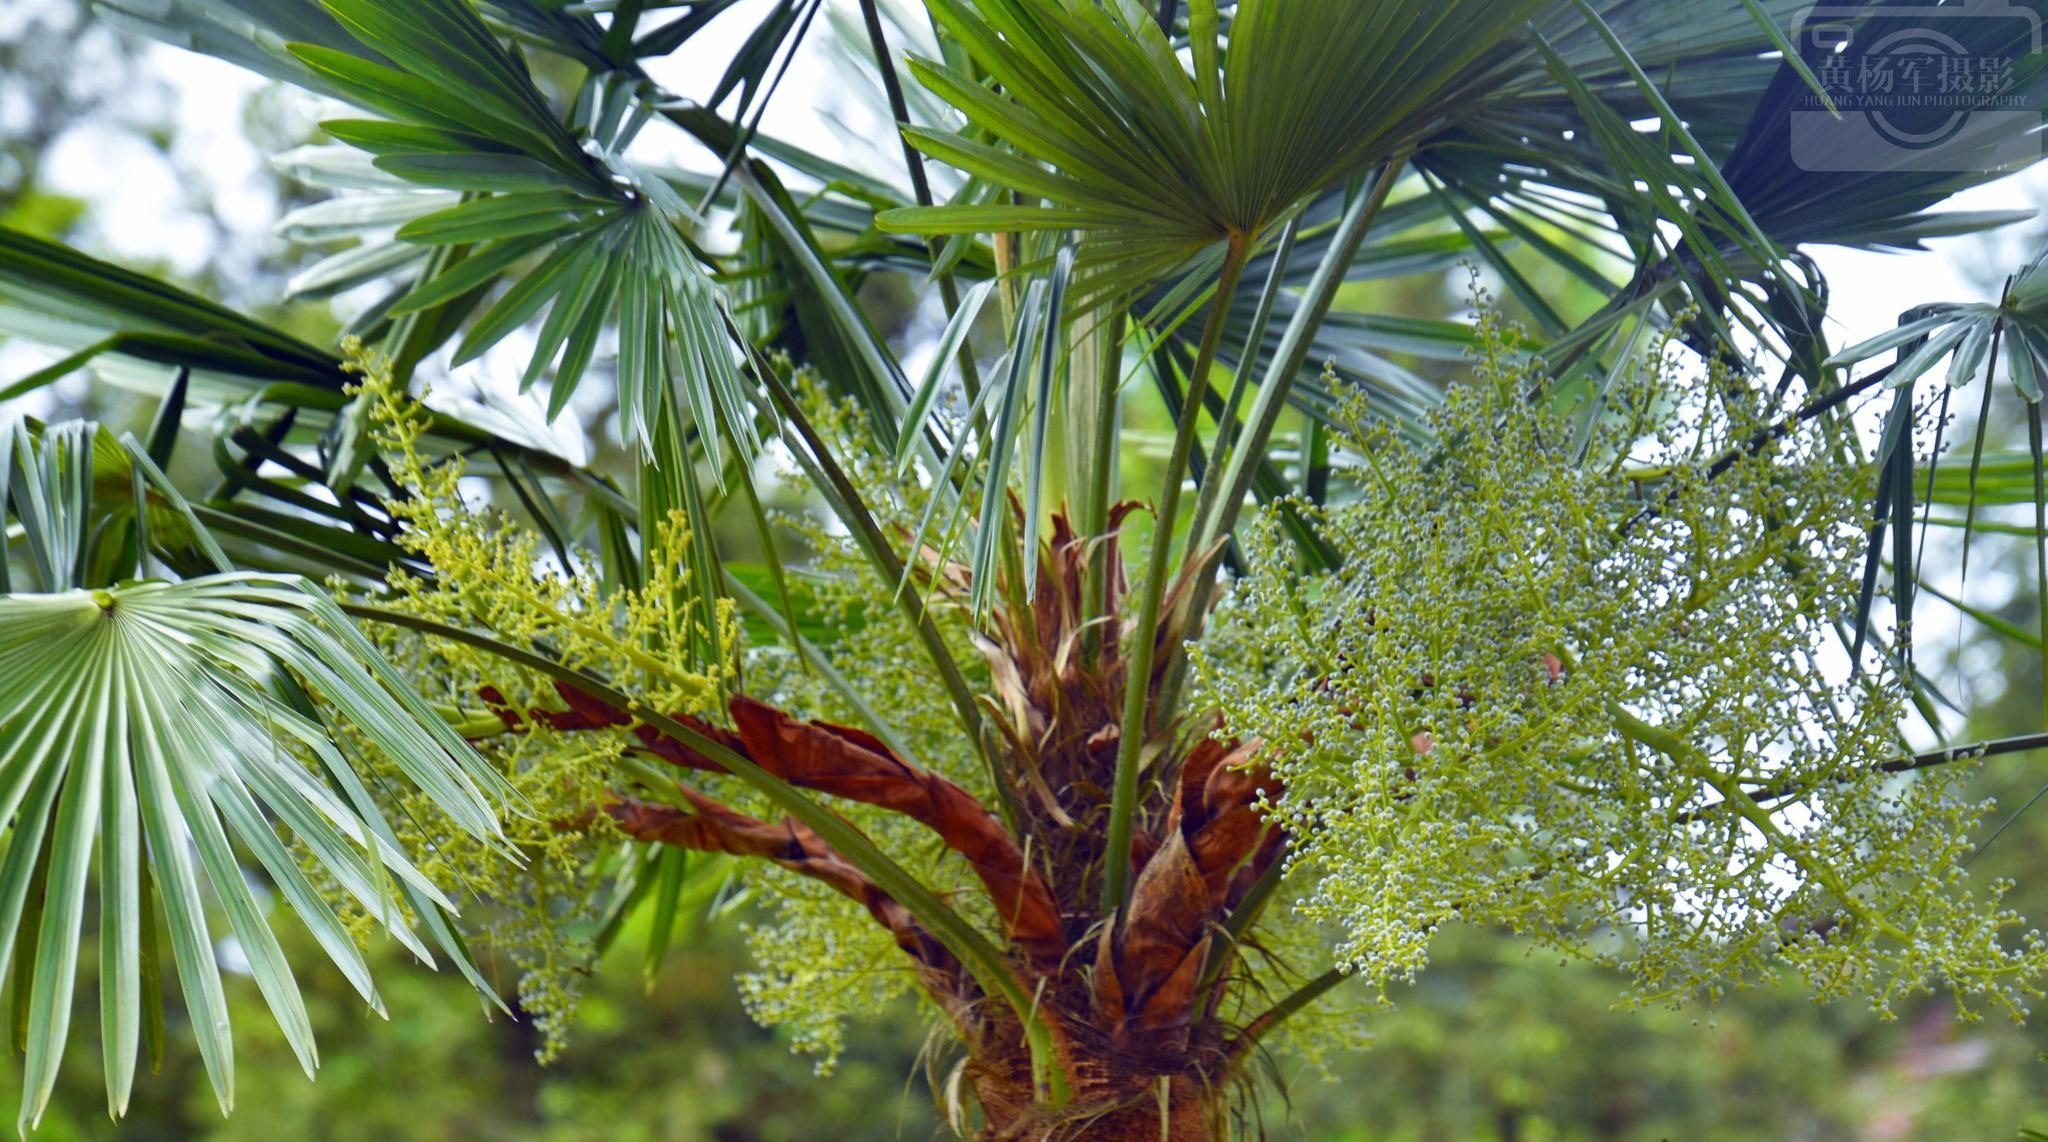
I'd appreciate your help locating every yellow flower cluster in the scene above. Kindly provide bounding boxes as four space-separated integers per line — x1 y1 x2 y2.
328 345 739 1059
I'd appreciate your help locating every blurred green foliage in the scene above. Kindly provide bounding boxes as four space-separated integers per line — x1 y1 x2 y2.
0 870 2039 1142
0 913 944 1142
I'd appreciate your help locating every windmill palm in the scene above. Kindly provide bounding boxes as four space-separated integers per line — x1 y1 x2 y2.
5 1 2048 1138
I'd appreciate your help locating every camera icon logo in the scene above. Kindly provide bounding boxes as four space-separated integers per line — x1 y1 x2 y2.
1789 0 2043 172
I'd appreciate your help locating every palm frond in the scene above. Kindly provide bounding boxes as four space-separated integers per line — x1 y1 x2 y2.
0 566 510 1123
879 0 1545 302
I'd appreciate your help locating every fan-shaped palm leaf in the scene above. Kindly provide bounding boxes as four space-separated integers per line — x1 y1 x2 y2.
878 0 1545 301
0 574 513 1125
274 0 757 461
1721 6 2048 250
0 425 512 1126
1832 241 2048 399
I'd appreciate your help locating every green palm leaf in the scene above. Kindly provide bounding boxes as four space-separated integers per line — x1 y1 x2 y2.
880 0 1545 300
268 3 759 461
1831 243 2048 396
0 573 512 1125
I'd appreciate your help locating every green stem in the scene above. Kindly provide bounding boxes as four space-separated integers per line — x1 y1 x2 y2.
854 0 982 402
1101 233 1252 922
1160 158 1407 724
342 602 1072 1104
185 505 393 581
2030 401 2048 728
1184 214 1300 559
1194 159 1406 552
1079 306 1129 655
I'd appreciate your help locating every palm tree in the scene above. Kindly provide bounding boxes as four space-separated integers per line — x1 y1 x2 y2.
7 0 2048 1137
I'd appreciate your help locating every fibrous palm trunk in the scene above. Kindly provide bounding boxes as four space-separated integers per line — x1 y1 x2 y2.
965 1028 1226 1141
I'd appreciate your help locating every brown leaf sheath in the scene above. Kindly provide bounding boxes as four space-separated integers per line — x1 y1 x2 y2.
1096 734 1278 1044
722 697 1068 965
504 683 1067 967
605 790 968 1011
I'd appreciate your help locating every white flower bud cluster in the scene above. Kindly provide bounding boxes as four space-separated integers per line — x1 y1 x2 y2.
1200 314 2048 1025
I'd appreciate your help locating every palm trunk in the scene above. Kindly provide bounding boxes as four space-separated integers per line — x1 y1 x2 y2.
546 510 1287 1140
964 1025 1226 1142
